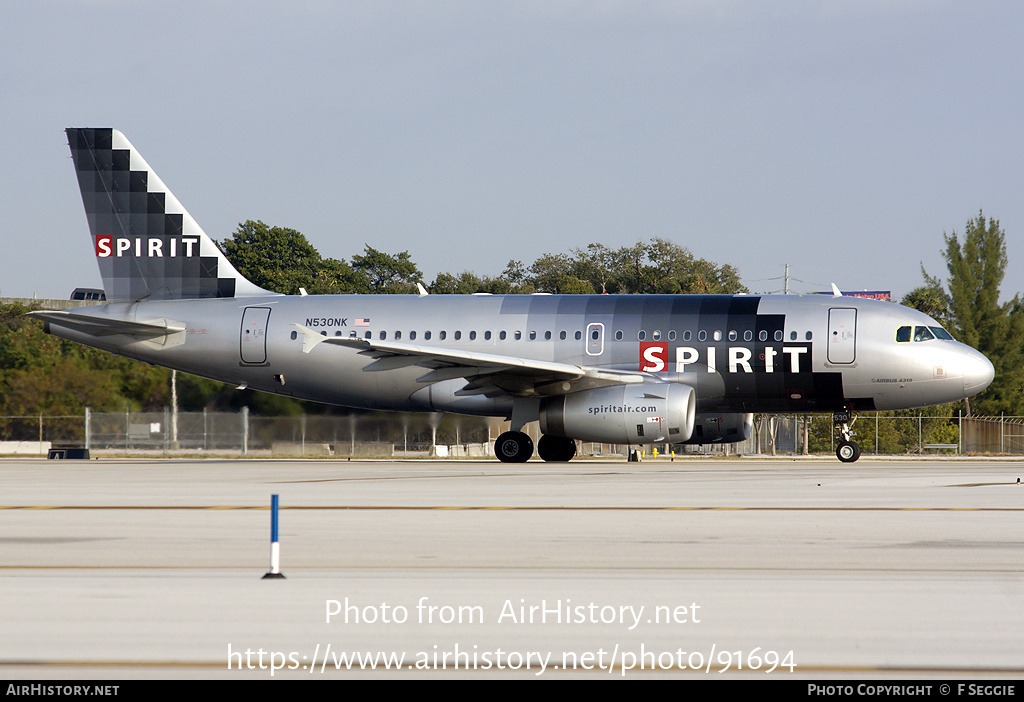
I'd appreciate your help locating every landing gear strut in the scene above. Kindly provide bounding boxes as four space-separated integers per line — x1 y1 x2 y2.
833 411 861 463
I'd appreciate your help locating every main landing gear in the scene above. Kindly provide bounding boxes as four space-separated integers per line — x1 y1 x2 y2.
495 431 533 463
537 434 577 462
833 411 861 463
494 432 577 463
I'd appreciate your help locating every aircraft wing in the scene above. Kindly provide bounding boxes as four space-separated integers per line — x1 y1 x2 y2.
293 323 645 397
27 310 186 339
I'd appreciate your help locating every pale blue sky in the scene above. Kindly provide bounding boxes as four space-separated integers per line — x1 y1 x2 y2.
3 1 1022 301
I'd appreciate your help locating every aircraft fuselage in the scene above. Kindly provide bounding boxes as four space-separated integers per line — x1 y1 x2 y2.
47 291 992 419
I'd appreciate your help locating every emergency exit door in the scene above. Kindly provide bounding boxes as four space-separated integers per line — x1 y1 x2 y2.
827 308 857 364
586 322 604 356
240 307 271 365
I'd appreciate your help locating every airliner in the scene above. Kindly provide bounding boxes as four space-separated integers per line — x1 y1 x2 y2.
31 129 995 463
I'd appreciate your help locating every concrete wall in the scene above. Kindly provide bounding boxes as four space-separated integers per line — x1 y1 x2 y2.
1 297 101 311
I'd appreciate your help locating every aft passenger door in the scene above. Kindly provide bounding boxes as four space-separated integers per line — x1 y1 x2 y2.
827 308 857 364
240 307 272 365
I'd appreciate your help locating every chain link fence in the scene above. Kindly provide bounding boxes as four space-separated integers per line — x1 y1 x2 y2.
1 409 1021 457
743 413 1021 457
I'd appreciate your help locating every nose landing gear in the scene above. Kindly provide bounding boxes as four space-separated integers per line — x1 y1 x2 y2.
833 411 861 463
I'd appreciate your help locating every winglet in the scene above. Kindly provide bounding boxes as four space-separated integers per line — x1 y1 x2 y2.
417 282 429 297
831 283 842 297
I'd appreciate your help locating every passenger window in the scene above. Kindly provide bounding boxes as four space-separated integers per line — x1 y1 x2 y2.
638 330 646 341
896 326 912 343
410 331 416 340
744 331 752 342
515 331 522 341
454 331 462 340
759 330 768 342
668 330 676 341
395 331 401 340
728 330 737 341
615 330 623 341
469 331 476 340
575 331 582 341
545 331 552 340
805 331 813 341
653 330 661 341
424 331 432 340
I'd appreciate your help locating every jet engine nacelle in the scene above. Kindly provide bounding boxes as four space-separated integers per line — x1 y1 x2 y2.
678 412 754 444
539 383 696 444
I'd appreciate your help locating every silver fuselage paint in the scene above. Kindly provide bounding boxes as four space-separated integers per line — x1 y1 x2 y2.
45 292 992 418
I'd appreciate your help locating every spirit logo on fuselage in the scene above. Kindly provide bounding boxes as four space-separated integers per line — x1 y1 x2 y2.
95 236 200 258
639 342 810 374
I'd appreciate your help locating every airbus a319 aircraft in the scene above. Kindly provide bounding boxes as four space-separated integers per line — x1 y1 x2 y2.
32 128 995 462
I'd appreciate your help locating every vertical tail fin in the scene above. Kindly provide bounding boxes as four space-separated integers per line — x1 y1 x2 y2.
66 128 271 302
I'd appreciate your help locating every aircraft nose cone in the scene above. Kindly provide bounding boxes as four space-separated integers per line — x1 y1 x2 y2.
963 349 995 397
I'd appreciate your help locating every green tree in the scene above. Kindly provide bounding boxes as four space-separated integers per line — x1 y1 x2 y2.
901 268 952 328
569 243 619 294
428 271 496 295
915 212 1024 415
528 253 595 294
485 261 535 294
351 245 423 294
218 220 365 295
0 303 174 427
307 257 368 295
576 238 747 295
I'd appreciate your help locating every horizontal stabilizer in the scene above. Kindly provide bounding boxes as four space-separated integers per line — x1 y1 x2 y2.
28 310 185 339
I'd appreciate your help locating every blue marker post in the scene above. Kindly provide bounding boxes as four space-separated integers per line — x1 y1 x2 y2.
262 494 286 579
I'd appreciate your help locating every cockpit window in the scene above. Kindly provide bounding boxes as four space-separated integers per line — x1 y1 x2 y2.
897 325 950 345
913 326 935 342
897 325 953 343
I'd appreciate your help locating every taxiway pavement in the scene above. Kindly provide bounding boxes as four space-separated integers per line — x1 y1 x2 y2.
1 456 1022 678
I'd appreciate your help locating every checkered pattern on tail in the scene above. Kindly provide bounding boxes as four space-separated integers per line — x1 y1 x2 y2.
66 128 267 302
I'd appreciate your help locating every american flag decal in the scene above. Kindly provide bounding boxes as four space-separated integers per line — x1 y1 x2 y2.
355 318 370 327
